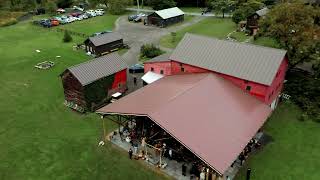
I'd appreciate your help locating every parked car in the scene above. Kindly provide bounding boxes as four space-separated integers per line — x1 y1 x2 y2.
70 12 82 17
65 16 75 23
87 10 97 17
134 16 142 22
84 12 92 18
50 19 59 26
73 6 84 11
128 14 138 21
56 8 66 13
129 64 144 73
40 19 52 27
95 9 104 16
80 14 88 19
53 16 67 24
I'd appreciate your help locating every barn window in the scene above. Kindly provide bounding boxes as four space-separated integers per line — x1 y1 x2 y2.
246 86 251 91
118 83 121 88
244 80 249 84
151 67 154 72
160 70 164 74
181 67 185 72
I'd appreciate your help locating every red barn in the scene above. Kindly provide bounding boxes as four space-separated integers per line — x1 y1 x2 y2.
61 53 127 112
144 33 288 109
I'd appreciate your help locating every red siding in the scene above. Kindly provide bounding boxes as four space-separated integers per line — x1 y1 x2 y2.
144 61 172 75
171 61 209 74
111 69 127 93
143 58 288 105
264 57 288 104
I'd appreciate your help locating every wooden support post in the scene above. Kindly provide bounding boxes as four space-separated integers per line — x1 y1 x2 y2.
102 116 106 141
118 115 121 132
142 117 144 136
159 149 162 167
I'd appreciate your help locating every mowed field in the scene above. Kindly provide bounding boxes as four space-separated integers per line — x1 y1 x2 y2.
160 17 277 49
237 102 320 180
0 16 169 180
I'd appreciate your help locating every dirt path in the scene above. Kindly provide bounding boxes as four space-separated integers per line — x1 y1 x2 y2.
115 15 206 66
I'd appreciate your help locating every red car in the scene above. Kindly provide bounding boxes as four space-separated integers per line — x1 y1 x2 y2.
51 19 60 26
70 12 82 17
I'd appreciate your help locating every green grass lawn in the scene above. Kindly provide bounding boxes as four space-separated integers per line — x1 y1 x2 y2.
252 36 281 48
236 102 320 180
0 19 169 180
231 31 249 42
117 48 129 56
160 17 236 48
180 7 204 13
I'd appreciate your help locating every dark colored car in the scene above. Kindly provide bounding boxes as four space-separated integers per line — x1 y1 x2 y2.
128 14 138 21
129 64 144 73
39 19 52 28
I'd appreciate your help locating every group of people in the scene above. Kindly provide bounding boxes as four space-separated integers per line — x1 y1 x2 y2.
233 137 262 167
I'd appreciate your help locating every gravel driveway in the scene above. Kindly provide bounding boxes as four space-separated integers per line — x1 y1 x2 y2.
115 15 206 66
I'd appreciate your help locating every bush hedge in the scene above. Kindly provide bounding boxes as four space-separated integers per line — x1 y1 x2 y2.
284 70 320 122
140 44 164 59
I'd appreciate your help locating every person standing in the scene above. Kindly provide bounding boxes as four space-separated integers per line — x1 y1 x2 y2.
128 148 133 159
133 76 137 86
200 170 205 180
169 149 173 160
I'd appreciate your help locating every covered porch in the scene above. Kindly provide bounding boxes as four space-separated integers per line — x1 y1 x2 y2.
97 73 272 179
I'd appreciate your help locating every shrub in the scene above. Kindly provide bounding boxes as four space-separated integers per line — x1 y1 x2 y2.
140 44 164 59
0 17 18 27
284 70 320 122
63 31 73 43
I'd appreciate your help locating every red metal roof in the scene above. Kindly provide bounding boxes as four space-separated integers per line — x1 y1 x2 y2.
97 73 271 174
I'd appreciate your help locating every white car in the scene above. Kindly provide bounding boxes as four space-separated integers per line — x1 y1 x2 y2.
73 6 84 11
74 16 82 21
95 9 105 16
79 14 86 20
86 10 97 17
67 16 76 22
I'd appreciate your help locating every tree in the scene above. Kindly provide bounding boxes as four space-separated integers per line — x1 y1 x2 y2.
232 0 264 24
108 0 130 14
259 2 320 69
209 0 234 18
23 0 37 10
63 31 73 42
46 1 57 14
149 0 176 10
88 0 108 8
56 0 73 8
